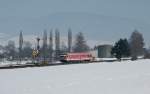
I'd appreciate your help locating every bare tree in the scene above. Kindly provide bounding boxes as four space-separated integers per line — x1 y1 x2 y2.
5 40 17 60
55 28 60 60
0 45 4 59
49 29 53 62
68 28 72 52
73 32 89 52
60 41 68 54
42 30 48 62
22 41 32 59
129 30 144 60
19 31 23 62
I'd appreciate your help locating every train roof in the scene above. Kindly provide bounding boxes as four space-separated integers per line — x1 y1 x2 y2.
67 52 91 55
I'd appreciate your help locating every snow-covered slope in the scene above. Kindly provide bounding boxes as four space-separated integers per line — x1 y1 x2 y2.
0 59 150 94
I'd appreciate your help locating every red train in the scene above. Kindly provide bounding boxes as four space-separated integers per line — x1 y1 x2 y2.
60 52 94 62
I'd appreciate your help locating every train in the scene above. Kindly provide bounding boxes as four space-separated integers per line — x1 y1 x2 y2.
60 52 94 63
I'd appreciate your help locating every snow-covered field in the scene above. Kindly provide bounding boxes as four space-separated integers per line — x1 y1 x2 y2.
0 60 31 66
0 59 150 94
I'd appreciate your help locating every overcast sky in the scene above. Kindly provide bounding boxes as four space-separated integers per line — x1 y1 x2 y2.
0 0 150 47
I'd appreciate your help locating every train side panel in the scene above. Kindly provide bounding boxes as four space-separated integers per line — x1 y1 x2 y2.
60 52 93 62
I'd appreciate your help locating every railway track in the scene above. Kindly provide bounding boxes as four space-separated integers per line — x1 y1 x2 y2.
0 59 132 69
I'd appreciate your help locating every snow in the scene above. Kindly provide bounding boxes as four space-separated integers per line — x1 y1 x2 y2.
0 60 31 66
0 59 150 94
94 58 117 61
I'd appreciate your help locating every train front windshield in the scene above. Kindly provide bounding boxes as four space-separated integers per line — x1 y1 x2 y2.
60 55 66 60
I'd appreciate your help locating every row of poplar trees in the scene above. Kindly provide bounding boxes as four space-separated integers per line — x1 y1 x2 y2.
14 28 89 62
36 28 89 62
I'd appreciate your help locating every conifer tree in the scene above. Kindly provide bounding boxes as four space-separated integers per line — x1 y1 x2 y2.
111 38 130 61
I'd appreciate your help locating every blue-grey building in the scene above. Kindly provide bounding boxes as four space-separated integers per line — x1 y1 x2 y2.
94 44 113 58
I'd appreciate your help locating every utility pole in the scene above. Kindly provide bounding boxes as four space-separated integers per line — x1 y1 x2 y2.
36 37 40 63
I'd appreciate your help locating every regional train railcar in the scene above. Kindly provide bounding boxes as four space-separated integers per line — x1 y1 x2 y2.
60 52 94 63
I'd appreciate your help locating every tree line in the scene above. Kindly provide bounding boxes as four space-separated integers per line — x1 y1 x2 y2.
0 28 150 62
0 28 90 62
111 30 150 61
